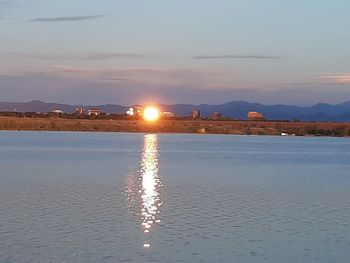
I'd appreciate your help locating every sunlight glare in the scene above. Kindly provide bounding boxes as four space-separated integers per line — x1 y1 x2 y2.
143 106 160 122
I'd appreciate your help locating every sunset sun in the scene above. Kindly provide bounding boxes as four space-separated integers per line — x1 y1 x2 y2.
143 106 160 122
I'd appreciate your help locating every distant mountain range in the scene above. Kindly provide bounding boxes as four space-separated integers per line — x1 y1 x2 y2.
1 100 350 121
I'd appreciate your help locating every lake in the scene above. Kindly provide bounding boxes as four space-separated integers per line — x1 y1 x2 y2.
0 131 350 263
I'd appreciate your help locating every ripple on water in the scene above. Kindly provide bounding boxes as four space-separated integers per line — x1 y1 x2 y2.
1 133 350 263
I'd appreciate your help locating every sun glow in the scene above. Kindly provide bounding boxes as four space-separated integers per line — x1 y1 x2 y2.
143 106 160 122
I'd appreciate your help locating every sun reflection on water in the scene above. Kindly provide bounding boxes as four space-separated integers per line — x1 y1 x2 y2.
140 134 162 235
125 134 162 248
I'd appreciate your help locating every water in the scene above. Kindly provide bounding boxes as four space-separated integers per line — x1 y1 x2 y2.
0 131 350 263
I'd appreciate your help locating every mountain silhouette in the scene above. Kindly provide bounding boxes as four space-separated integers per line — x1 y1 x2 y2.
1 100 350 121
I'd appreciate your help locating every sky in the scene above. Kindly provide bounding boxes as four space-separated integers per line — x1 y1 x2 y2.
0 0 350 106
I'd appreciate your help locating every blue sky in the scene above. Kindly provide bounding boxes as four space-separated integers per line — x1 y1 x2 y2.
0 0 350 105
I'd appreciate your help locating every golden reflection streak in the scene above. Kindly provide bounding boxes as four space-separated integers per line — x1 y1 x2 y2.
125 134 162 248
139 134 162 237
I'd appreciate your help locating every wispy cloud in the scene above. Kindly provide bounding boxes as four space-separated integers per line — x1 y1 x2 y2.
53 66 218 76
29 15 104 22
0 0 13 5
53 66 109 75
282 82 314 86
1 52 67 60
0 0 14 15
315 74 350 84
192 54 279 60
84 52 142 60
94 77 131 83
0 52 143 61
52 65 228 88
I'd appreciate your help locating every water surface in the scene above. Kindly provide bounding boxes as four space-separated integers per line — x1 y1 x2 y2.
0 131 350 262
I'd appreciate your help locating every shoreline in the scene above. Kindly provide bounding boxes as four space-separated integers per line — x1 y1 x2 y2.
0 116 349 137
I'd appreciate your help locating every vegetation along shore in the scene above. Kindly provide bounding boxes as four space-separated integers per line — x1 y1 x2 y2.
0 116 349 137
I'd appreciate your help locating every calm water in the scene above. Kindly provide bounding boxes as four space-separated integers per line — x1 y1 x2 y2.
0 131 350 263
